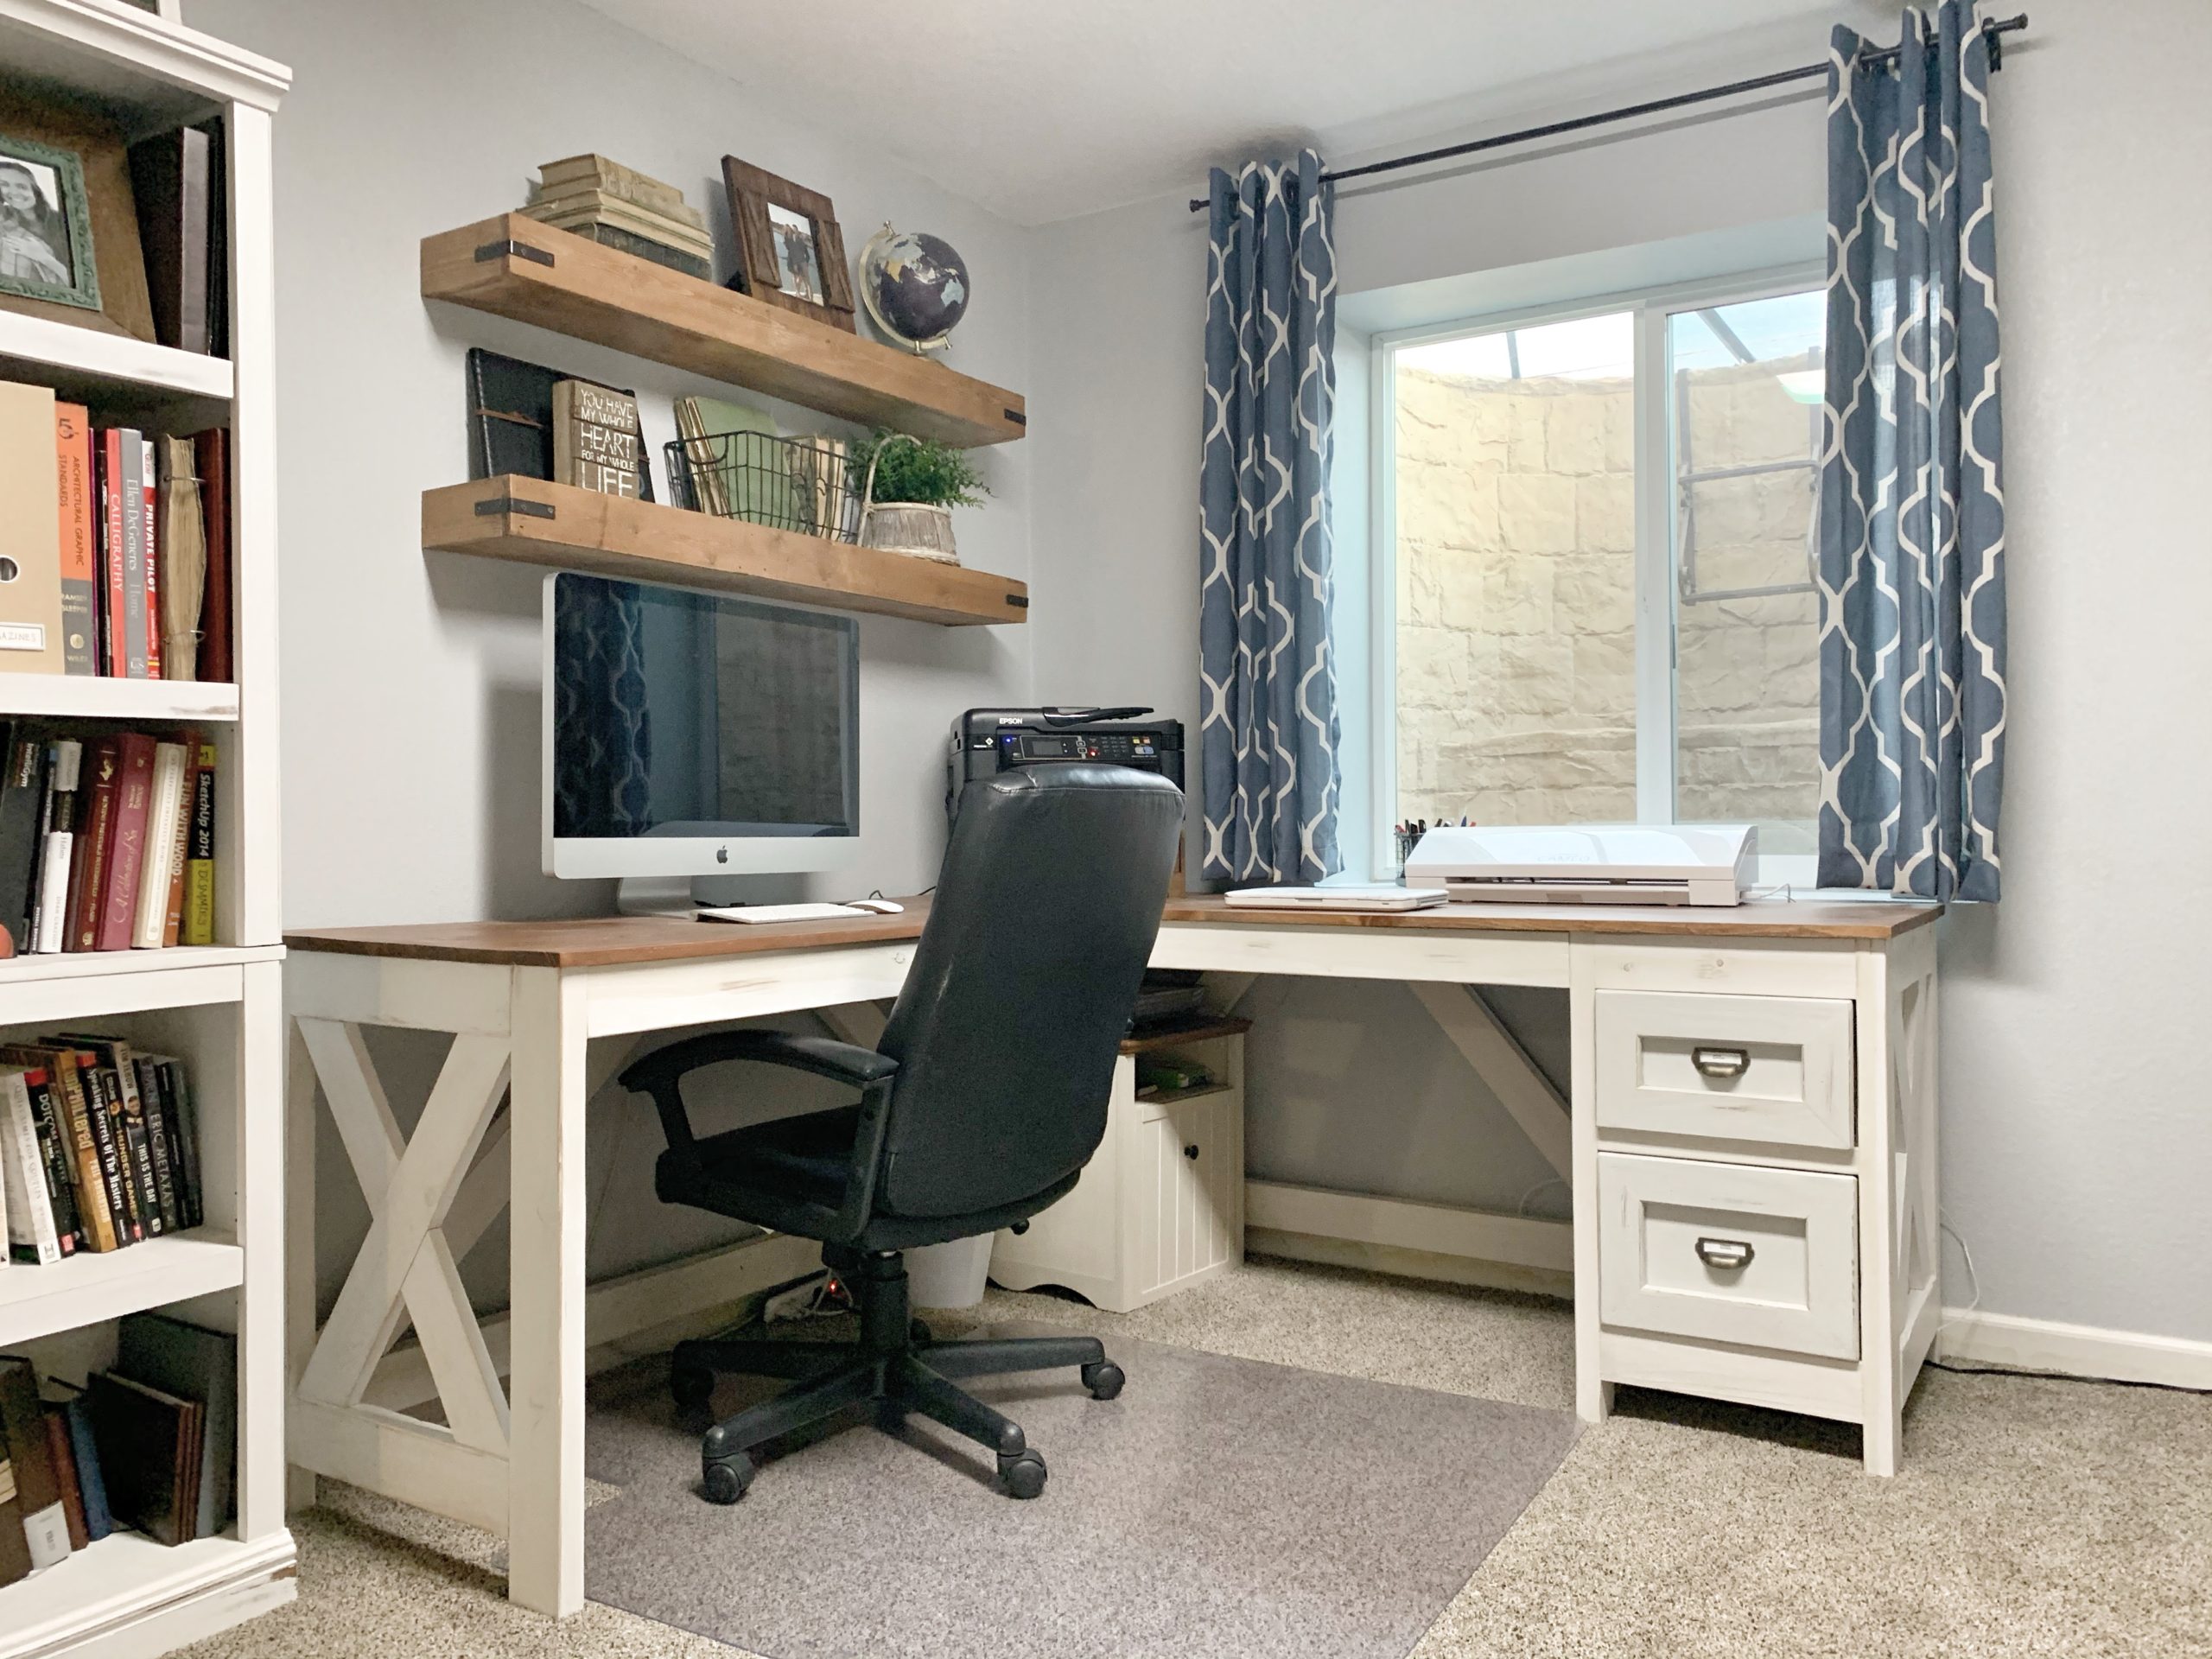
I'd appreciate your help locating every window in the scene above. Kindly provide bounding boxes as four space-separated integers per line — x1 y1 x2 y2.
1374 275 1826 875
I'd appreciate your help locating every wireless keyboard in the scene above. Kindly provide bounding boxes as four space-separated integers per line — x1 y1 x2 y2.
696 903 868 925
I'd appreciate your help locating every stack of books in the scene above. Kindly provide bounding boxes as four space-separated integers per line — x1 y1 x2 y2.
0 381 232 683
0 1313 238 1584
0 1039 205 1263
523 153 714 281
0 724 219 958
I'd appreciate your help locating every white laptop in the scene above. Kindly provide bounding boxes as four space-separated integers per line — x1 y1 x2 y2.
1224 883 1448 912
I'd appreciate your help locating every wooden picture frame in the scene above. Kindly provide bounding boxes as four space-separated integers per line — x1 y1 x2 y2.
0 134 99 313
721 156 855 334
0 89 155 341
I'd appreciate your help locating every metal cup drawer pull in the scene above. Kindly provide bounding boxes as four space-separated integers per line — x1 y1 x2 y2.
1694 1236 1756 1271
1690 1045 1751 1080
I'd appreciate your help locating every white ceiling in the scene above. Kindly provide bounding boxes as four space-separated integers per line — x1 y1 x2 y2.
575 0 1880 226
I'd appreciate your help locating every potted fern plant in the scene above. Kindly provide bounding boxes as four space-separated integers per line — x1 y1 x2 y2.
853 429 989 564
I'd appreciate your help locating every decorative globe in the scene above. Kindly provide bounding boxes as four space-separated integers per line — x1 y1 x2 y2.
858 224 969 354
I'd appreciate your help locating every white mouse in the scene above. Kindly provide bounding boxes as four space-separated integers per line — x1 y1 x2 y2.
849 898 905 914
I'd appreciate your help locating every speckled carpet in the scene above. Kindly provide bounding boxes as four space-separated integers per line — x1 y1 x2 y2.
575 1327 1579 1659
179 1257 2212 1659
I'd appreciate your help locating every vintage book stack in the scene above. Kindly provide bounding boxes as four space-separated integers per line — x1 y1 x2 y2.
0 1308 239 1582
0 379 232 683
522 152 713 280
0 721 220 957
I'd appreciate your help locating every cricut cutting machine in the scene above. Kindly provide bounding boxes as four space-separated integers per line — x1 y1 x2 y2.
1403 823 1758 907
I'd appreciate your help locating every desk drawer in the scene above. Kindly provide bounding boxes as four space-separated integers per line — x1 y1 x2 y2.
1598 1152 1859 1360
1595 989 1854 1148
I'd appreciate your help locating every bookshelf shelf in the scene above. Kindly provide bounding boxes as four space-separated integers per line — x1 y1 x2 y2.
421 213 1027 448
0 309 233 410
0 1230 242 1348
0 1529 295 1659
0 673 241 722
423 474 1030 626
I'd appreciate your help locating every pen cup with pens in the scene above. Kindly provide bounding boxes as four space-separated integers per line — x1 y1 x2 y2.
1392 817 1471 880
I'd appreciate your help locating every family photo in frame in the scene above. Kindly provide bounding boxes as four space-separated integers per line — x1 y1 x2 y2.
721 155 854 332
0 133 99 312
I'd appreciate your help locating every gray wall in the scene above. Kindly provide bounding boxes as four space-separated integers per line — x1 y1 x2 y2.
1027 3 2212 1343
190 0 1037 1303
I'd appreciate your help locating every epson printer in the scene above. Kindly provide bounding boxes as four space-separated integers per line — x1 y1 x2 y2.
947 708 1185 820
1404 823 1757 907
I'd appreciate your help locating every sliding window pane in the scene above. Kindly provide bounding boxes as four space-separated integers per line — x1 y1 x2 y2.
1667 291 1824 854
1394 311 1636 830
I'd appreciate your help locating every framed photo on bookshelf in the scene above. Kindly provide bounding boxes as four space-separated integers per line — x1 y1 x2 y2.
0 89 156 341
721 156 855 333
0 134 99 313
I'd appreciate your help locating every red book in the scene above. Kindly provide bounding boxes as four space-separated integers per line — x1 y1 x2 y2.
94 734 157 951
140 435 161 680
65 738 122 951
194 429 231 684
100 429 128 676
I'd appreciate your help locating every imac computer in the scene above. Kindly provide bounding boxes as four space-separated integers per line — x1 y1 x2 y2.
542 571 860 912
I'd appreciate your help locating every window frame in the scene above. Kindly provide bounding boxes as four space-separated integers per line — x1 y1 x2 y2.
1365 259 1827 884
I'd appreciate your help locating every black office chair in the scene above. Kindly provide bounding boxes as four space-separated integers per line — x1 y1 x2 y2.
620 763 1183 1503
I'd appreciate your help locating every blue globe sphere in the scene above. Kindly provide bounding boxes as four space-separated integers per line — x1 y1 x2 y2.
859 226 969 352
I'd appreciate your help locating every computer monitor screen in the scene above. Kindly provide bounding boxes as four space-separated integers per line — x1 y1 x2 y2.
542 572 859 878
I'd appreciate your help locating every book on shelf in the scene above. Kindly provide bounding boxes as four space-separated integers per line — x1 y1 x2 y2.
0 382 67 677
0 1356 70 1573
126 125 215 358
49 1389 111 1543
0 723 213 957
86 1370 200 1548
0 378 235 683
157 440 208 683
194 429 232 684
552 379 645 500
116 1313 233 1537
55 404 98 677
0 1041 203 1256
1 1066 75 1265
42 1407 87 1551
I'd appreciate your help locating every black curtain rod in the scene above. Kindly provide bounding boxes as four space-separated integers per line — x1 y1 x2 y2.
1185 11 2027 213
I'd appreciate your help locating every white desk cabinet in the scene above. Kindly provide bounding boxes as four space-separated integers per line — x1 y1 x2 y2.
988 1018 1247 1313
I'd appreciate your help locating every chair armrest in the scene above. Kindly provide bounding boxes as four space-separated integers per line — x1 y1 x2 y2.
621 1030 900 1242
620 1029 896 1101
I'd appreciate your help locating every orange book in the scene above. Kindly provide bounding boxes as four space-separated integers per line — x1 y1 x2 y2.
54 404 97 676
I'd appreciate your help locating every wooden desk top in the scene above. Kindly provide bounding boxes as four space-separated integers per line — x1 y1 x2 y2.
286 890 1937 969
1158 893 1940 941
286 900 932 969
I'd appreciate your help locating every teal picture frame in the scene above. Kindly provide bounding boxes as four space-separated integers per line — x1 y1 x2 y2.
0 132 101 313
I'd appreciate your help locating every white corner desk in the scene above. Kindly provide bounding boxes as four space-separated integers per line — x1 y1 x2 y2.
283 891 1939 1617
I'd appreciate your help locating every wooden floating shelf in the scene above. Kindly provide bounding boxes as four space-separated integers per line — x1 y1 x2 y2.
423 476 1029 627
422 213 1027 448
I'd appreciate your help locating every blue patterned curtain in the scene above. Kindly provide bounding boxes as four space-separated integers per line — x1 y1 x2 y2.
1818 2 2007 901
1198 151 1341 885
552 575 652 836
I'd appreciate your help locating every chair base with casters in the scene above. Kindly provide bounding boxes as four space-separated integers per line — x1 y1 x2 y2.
676 1243 1125 1503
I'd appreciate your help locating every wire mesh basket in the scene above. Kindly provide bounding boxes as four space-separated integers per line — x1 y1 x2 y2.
664 429 861 542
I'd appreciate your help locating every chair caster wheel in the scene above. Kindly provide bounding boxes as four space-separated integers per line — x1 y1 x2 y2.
671 1359 715 1412
1081 1360 1125 1401
998 1448 1047 1499
701 1456 753 1505
910 1319 933 1347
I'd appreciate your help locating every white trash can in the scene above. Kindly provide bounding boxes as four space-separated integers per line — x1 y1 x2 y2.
905 1233 994 1309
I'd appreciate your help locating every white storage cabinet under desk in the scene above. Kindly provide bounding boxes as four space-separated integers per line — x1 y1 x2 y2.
988 1016 1248 1313
1571 922 1942 1476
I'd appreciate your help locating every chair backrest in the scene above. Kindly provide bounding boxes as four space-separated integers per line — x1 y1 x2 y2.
873 763 1183 1217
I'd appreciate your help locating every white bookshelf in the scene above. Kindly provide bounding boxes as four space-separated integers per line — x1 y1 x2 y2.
0 3 291 1656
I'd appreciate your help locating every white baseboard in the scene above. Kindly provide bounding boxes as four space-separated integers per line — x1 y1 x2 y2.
1936 1308 2212 1392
